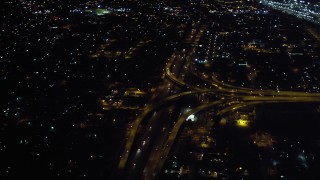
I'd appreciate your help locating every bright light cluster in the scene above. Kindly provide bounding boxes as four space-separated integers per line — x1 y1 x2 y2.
260 0 320 24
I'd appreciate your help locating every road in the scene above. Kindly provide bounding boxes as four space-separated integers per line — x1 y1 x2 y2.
118 17 320 180
119 22 208 179
142 95 320 179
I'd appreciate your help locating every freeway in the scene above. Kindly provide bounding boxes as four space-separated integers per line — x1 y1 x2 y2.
121 41 320 180
142 95 320 179
218 97 320 116
118 21 208 176
189 68 320 97
118 90 209 171
143 100 225 180
163 28 320 99
119 15 320 180
167 56 320 98
135 55 320 179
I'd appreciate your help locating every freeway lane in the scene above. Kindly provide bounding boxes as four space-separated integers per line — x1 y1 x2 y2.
119 22 208 175
118 90 208 171
127 26 210 179
120 14 320 180
164 36 320 99
143 95 320 180
143 100 225 180
187 64 320 97
218 97 320 116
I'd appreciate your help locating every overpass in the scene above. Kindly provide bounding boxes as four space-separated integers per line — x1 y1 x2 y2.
119 18 320 180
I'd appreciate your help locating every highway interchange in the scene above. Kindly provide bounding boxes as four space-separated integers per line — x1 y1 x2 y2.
118 21 320 180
